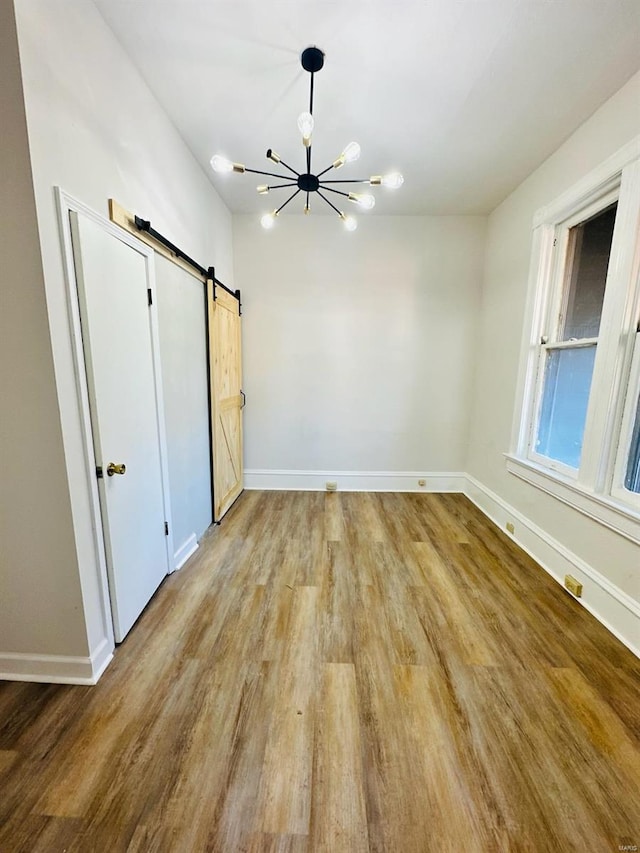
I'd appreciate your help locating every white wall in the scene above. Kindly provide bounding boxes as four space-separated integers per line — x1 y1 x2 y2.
467 72 640 643
6 0 233 680
234 214 486 484
0 1 88 666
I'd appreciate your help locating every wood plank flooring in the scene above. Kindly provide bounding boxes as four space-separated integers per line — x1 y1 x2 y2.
1 491 639 852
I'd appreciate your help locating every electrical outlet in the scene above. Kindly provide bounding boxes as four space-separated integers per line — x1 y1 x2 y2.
564 575 583 597
418 479 426 487
326 481 337 491
506 522 515 534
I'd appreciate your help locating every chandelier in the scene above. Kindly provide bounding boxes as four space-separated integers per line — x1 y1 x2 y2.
210 46 404 231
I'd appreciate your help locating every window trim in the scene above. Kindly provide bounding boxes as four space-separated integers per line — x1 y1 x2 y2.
509 136 640 533
505 453 640 545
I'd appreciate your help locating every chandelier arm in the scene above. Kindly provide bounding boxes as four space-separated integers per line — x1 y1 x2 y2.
245 167 295 180
316 163 336 179
318 186 350 199
321 179 369 184
276 158 300 177
275 188 302 215
316 190 343 217
266 183 298 190
306 146 311 175
306 191 310 210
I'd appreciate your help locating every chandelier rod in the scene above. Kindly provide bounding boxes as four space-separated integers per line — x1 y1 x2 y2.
316 190 342 216
321 179 369 184
316 163 335 179
245 167 295 181
306 72 314 175
275 188 302 215
275 157 300 177
264 182 298 190
318 185 350 199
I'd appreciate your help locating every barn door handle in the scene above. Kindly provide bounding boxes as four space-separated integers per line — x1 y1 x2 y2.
240 390 246 409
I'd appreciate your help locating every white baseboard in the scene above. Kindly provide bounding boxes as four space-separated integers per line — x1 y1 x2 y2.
244 469 467 493
173 532 198 571
464 475 640 658
0 636 114 685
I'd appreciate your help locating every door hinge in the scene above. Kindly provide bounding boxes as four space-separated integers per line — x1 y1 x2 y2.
147 288 153 306
96 466 103 479
164 521 169 536
553 238 557 247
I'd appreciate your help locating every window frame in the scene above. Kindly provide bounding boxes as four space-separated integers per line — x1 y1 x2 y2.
526 187 619 478
508 137 640 545
611 331 640 510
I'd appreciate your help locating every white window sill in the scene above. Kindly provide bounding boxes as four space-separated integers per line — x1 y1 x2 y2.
504 454 640 546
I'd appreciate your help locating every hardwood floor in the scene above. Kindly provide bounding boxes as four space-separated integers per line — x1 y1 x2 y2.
1 491 639 852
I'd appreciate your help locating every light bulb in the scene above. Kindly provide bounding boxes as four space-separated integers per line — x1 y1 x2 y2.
297 112 314 146
210 154 233 173
210 154 244 174
343 215 357 231
343 141 361 162
382 172 404 189
348 192 375 210
257 185 269 194
260 211 277 229
333 141 361 169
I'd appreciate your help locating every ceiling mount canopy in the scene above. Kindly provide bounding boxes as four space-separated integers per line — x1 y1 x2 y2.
300 45 324 74
210 46 404 231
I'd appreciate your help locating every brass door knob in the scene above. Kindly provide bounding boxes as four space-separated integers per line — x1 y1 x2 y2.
107 462 126 477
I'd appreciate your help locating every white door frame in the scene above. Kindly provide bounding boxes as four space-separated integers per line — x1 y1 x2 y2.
55 187 175 645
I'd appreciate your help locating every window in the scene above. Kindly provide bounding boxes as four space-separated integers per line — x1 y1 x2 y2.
532 202 617 474
624 393 640 492
612 336 640 506
508 141 640 541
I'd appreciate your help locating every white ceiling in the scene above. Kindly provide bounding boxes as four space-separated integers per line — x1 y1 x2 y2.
93 0 639 216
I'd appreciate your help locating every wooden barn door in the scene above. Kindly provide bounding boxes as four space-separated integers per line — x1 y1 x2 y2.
208 281 244 521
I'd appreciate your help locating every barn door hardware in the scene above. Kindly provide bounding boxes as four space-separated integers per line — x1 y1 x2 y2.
132 215 240 305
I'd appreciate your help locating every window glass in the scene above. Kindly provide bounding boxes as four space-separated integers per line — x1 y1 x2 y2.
560 203 617 341
536 345 597 468
624 391 640 493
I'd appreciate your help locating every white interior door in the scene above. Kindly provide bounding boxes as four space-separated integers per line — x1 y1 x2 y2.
70 211 171 642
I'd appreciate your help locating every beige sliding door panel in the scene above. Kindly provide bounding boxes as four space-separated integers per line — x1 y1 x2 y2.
155 256 212 560
208 282 244 521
